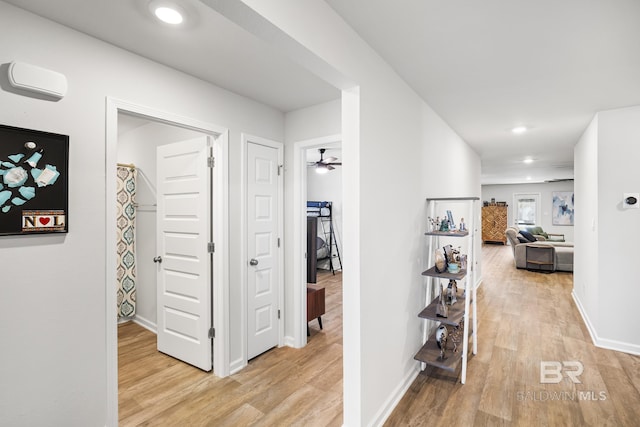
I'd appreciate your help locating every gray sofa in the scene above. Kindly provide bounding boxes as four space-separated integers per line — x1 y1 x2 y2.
504 227 574 272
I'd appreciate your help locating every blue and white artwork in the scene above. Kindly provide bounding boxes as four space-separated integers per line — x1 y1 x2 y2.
552 191 574 226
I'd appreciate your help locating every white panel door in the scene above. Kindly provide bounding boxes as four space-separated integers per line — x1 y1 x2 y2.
247 142 280 360
156 136 212 371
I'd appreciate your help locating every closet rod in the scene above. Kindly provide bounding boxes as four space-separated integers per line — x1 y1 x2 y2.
117 162 136 168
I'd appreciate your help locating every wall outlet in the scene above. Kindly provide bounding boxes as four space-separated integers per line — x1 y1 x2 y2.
623 193 639 209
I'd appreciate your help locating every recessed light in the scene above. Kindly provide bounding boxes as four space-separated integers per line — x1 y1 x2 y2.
523 158 534 164
512 126 528 134
526 176 532 180
149 1 185 25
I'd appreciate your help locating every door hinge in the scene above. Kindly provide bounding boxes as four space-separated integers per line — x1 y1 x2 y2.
208 242 215 253
278 164 283 176
208 156 215 168
278 309 281 319
277 237 281 248
208 327 215 339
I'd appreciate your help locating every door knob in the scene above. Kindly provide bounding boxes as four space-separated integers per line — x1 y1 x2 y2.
249 258 259 266
153 256 162 263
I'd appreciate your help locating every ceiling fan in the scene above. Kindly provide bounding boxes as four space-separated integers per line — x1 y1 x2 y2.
308 148 341 174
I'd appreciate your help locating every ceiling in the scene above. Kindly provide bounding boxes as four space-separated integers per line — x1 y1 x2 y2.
3 0 339 113
6 0 640 184
324 0 640 184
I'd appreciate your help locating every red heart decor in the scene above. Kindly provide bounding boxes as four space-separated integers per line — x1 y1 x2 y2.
39 217 50 225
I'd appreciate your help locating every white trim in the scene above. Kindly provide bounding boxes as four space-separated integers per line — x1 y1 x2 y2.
132 315 157 334
292 134 341 349
369 366 420 427
105 97 231 426
572 291 640 356
242 134 285 363
229 357 246 375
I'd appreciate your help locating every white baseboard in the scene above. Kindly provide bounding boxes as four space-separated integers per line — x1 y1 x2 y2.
368 365 420 427
572 291 640 356
283 335 299 348
229 357 246 375
133 315 157 334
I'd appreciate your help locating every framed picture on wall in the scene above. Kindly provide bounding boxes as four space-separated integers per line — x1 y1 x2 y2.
552 191 574 226
0 124 69 236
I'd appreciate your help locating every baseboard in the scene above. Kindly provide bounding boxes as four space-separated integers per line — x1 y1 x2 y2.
229 357 246 375
133 315 157 334
368 364 420 427
572 291 640 356
283 335 298 348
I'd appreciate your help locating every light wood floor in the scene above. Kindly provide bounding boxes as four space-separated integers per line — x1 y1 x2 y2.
120 247 640 426
118 270 343 426
386 244 640 426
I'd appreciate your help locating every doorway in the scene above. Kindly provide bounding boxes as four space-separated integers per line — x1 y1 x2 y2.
292 135 342 348
105 98 230 420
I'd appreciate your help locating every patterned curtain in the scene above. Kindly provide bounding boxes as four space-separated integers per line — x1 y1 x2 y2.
116 166 137 318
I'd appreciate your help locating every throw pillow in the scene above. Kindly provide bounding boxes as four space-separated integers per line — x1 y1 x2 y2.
517 235 529 243
520 230 537 242
527 226 548 239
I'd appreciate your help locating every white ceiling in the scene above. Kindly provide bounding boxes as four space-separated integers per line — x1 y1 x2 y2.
324 0 640 184
3 0 339 113
6 0 640 184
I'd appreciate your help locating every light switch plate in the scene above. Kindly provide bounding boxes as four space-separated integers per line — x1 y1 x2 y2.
623 193 639 209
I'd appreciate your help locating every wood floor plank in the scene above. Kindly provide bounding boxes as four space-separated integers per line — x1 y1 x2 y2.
119 246 640 426
118 271 343 426
385 244 640 427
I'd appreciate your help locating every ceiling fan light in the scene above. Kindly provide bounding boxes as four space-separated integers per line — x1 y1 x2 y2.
315 164 329 174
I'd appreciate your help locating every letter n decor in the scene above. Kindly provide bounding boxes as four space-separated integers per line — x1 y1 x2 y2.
0 124 69 236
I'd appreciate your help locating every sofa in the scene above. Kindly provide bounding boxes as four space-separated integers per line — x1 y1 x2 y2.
504 227 574 272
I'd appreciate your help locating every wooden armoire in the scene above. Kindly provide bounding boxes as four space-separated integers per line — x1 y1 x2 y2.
482 205 508 244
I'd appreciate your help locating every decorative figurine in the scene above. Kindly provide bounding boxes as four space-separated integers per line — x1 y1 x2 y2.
459 218 466 231
436 325 448 359
439 217 449 232
449 319 464 353
447 279 458 305
436 283 449 318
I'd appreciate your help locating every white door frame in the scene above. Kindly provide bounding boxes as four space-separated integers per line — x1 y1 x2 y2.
292 135 341 348
105 97 230 424
237 133 284 372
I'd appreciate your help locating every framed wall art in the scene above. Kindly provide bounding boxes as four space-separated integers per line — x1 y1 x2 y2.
0 124 69 236
552 191 574 226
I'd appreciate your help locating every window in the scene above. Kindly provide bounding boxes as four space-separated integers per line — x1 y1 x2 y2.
513 193 540 226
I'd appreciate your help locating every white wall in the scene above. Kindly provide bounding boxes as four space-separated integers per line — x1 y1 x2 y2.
573 106 640 356
573 115 599 337
482 181 575 242
0 3 284 425
117 119 204 328
236 2 481 424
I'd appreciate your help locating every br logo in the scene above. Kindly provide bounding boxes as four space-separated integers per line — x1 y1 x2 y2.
540 361 584 384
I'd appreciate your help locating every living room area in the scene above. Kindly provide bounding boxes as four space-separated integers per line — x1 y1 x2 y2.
482 181 575 273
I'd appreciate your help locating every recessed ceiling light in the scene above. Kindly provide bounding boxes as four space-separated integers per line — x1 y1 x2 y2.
149 1 184 25
512 126 528 134
523 158 534 164
526 176 532 180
